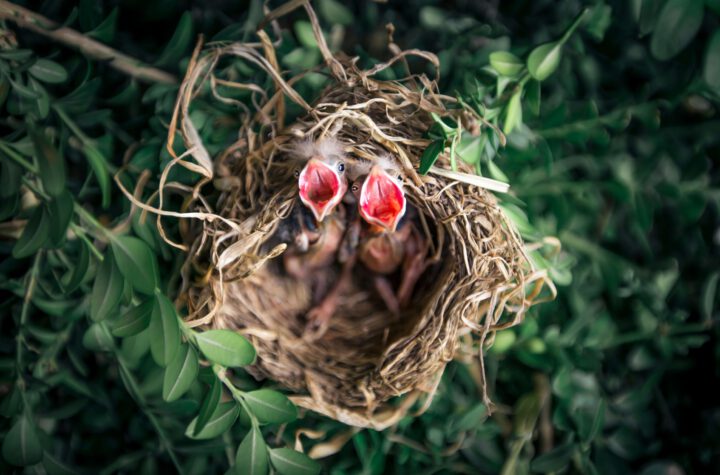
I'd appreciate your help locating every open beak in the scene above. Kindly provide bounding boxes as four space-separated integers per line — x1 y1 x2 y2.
298 158 346 222
359 166 406 232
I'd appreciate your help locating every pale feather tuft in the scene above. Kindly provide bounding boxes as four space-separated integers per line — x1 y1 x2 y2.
293 137 345 163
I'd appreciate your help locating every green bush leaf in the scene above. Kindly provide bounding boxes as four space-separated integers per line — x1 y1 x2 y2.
701 272 719 322
489 51 524 77
63 240 90 293
526 79 541 116
163 343 199 402
195 330 255 367
110 298 153 337
90 251 124 322
318 0 353 26
1 414 43 466
29 59 68 84
47 190 74 248
503 88 523 135
110 236 159 295
418 139 445 175
530 442 576 473
82 322 114 351
294 21 318 48
82 143 111 208
703 30 720 92
194 376 222 436
12 205 50 259
149 292 181 366
527 42 561 81
30 126 66 197
186 402 239 440
235 426 269 475
650 0 704 61
269 448 321 475
43 451 80 475
155 12 193 67
0 159 22 199
243 389 297 424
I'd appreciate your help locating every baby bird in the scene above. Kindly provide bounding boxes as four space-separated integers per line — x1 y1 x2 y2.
351 158 430 314
280 138 351 333
296 138 348 222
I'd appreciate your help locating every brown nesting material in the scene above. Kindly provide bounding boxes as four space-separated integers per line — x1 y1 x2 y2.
142 2 553 429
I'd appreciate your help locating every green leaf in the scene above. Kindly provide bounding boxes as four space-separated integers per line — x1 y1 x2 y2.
318 0 353 26
63 240 90 293
708 0 720 15
110 298 153 337
29 59 68 84
47 190 74 248
43 451 80 475
195 330 255 367
90 250 124 322
12 205 50 258
29 78 49 119
530 442 576 473
30 127 66 197
82 143 111 208
243 389 297 424
526 79 541 116
8 76 41 99
1 415 43 466
701 272 719 322
149 292 181 366
294 21 318 49
418 139 445 175
82 322 114 351
584 4 612 41
638 0 665 35
0 158 22 198
503 88 523 135
527 42 561 81
489 51 524 77
155 12 193 67
703 30 720 92
110 236 159 295
235 426 269 475
269 448 321 475
186 402 239 440
194 377 222 436
87 7 118 43
163 343 199 402
650 0 704 61
0 386 23 418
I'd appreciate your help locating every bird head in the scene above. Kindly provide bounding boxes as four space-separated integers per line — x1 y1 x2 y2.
357 164 406 233
296 139 348 222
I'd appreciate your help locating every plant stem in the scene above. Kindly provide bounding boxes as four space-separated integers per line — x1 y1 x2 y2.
559 8 590 46
0 141 37 173
69 222 105 260
115 353 186 475
0 1 177 84
16 251 42 386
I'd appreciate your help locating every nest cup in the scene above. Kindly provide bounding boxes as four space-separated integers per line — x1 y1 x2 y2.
143 3 552 430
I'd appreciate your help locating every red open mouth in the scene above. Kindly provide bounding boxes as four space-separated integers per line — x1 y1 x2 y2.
359 167 406 232
298 158 344 221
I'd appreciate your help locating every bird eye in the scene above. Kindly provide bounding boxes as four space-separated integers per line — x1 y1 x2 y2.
337 162 345 173
293 168 300 178
351 184 359 192
396 174 403 181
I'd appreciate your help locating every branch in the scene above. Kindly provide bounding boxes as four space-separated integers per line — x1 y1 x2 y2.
0 1 177 84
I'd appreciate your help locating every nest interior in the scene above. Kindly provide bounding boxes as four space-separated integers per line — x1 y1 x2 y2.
140 3 552 429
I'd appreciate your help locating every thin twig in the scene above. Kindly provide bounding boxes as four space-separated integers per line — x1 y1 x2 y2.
0 0 176 84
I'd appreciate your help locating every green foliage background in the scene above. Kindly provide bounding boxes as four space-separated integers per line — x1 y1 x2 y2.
1 0 719 474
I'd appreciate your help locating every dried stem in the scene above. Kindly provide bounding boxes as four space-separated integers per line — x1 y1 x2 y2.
0 0 176 84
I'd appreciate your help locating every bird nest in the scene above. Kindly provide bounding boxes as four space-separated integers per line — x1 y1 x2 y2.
131 3 553 429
